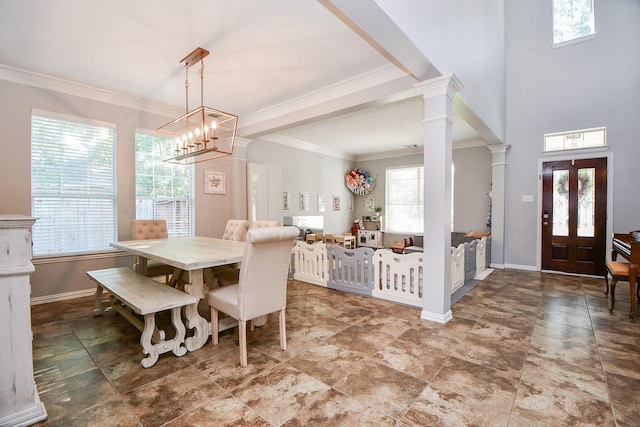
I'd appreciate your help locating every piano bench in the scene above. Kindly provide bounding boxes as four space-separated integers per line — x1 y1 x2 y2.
605 261 639 318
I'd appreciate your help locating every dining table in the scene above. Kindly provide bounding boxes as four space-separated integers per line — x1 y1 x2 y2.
111 236 245 351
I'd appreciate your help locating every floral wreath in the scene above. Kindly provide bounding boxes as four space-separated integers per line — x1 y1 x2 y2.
345 168 375 195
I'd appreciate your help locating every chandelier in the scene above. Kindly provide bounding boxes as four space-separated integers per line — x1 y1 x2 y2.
157 47 238 164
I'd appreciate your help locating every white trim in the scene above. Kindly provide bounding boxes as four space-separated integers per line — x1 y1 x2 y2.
453 138 486 150
420 309 453 324
31 288 96 305
32 250 129 265
260 134 355 161
241 64 406 129
503 263 538 271
541 146 608 157
0 63 181 117
32 108 116 130
552 32 597 48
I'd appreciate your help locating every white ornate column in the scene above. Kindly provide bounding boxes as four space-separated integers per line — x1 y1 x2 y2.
415 75 463 324
486 144 510 268
0 215 47 426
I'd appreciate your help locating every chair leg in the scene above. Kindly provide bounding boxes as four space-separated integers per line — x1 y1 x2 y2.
279 309 287 351
211 307 219 345
239 320 248 367
609 278 618 313
604 272 610 295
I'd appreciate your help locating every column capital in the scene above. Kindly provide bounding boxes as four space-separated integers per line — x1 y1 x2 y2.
486 143 510 155
414 74 463 100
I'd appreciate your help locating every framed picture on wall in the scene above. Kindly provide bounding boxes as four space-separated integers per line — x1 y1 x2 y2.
317 194 326 212
299 192 310 211
283 191 291 211
333 195 340 212
347 195 353 212
365 196 375 211
205 170 226 194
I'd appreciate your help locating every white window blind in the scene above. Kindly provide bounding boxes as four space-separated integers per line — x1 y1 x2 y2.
135 131 194 236
386 166 424 233
31 111 116 256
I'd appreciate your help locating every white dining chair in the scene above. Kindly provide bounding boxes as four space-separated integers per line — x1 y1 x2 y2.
222 219 250 241
208 226 299 367
207 219 250 287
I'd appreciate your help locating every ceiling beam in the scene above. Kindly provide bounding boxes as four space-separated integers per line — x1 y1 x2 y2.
319 0 441 82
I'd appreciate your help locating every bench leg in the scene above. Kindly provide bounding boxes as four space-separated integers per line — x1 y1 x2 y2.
93 284 109 315
141 314 159 368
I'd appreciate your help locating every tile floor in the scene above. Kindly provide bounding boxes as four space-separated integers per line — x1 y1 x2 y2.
31 269 640 426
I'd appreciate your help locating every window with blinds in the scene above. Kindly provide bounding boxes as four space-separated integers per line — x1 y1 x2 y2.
385 166 424 233
135 131 194 236
31 111 116 256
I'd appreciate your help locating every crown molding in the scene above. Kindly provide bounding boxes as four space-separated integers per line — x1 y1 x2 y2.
0 63 182 118
259 135 356 161
453 138 486 150
240 64 407 129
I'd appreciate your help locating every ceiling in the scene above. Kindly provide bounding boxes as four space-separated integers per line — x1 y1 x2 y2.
0 0 480 158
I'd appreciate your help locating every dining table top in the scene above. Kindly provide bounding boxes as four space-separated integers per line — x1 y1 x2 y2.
110 236 245 271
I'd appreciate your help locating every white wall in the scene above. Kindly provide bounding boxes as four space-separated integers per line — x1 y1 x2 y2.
375 0 506 144
453 146 492 233
505 0 640 267
247 139 355 235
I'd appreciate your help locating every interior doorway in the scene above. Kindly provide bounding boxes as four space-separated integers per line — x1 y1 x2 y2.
541 157 607 276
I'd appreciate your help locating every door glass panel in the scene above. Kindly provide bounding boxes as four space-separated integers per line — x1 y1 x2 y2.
577 168 595 237
553 169 569 236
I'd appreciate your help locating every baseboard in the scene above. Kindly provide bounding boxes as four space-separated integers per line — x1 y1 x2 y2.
420 309 453 324
31 288 95 305
503 263 538 271
474 268 495 280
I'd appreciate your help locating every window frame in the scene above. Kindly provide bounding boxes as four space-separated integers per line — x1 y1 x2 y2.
552 0 596 47
543 127 607 153
31 109 117 257
385 165 425 234
134 129 195 237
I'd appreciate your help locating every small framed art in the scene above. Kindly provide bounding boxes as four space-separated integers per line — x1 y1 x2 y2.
205 170 226 194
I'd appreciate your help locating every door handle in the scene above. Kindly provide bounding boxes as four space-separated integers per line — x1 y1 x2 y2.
543 221 549 226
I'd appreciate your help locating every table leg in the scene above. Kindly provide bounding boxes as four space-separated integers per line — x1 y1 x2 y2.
182 269 210 351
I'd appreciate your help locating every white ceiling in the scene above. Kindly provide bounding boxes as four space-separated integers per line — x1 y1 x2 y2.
0 0 480 158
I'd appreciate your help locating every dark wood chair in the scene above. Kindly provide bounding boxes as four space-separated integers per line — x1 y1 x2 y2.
604 260 639 318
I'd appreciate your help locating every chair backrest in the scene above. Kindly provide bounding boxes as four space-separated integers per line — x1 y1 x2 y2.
237 226 299 320
222 219 250 241
132 219 168 240
250 220 280 229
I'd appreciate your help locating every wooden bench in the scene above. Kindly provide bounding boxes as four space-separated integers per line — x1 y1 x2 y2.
87 267 196 368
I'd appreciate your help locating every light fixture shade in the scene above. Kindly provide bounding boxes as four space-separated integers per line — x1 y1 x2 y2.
157 106 238 165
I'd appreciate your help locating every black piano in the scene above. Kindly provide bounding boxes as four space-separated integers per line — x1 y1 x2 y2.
612 231 640 318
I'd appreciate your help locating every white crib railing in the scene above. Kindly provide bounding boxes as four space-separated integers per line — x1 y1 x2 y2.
327 245 375 296
476 236 487 275
451 243 465 293
292 241 328 287
373 250 423 308
292 239 488 306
